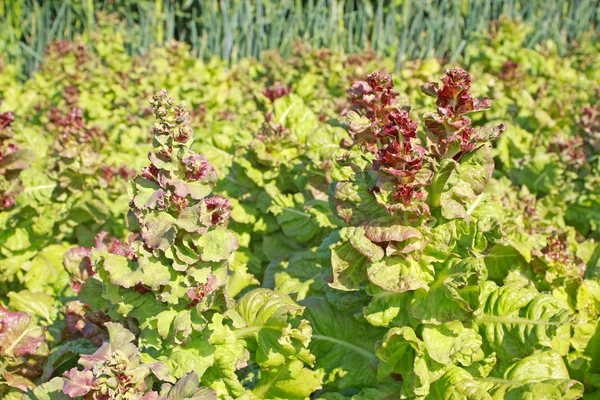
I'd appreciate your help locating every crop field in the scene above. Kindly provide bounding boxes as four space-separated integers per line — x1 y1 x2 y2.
1 8 600 400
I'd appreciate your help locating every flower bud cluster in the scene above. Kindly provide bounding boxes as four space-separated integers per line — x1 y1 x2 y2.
347 72 426 205
130 90 232 257
421 67 505 157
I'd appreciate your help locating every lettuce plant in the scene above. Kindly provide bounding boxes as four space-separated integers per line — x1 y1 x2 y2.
314 69 589 398
61 322 182 399
74 91 322 399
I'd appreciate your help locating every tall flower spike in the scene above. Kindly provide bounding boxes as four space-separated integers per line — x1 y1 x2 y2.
346 72 427 206
92 90 239 310
263 82 291 102
346 71 404 152
129 90 229 254
0 106 15 131
421 67 505 158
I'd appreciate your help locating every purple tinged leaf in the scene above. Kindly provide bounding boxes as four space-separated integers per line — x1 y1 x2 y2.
0 306 45 358
363 223 423 243
0 148 34 174
167 372 200 398
162 372 216 399
420 81 439 97
195 229 239 262
151 362 175 383
77 343 110 368
94 231 134 258
60 322 171 398
347 81 373 99
144 392 160 400
133 178 167 210
64 301 108 346
62 368 95 397
176 203 207 233
78 322 137 369
63 247 92 273
423 113 447 138
98 252 143 288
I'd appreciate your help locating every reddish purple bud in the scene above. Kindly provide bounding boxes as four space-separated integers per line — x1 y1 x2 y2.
499 59 520 81
263 82 291 102
347 81 373 100
182 154 215 181
173 125 192 143
536 234 587 279
382 110 418 139
152 122 170 137
205 195 231 225
101 165 118 183
376 140 424 178
421 68 502 157
46 40 72 57
159 146 172 160
367 71 394 92
156 190 171 210
119 165 137 180
346 70 403 148
63 85 80 105
187 275 218 307
94 231 134 258
0 110 15 130
541 235 568 261
0 192 16 209
392 184 424 205
375 139 426 205
141 164 160 182
175 104 187 123
428 67 492 117
346 71 430 205
172 194 189 212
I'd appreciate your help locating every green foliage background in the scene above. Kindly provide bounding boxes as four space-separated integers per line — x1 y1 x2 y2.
2 0 600 77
